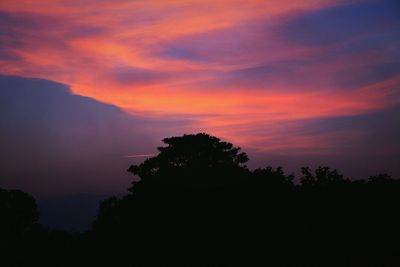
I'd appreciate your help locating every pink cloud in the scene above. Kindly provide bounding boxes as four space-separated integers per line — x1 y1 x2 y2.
0 0 399 158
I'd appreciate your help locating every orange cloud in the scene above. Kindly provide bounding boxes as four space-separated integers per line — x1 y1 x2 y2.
1 0 398 154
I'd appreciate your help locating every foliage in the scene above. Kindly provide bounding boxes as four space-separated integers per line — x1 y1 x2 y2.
2 133 400 265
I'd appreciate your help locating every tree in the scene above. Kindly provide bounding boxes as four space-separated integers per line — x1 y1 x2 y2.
0 188 39 242
300 166 347 187
252 166 294 188
368 173 394 184
90 134 253 263
90 133 400 265
127 133 249 192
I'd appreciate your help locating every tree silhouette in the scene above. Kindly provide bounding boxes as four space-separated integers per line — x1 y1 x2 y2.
89 133 400 265
300 166 347 187
252 166 294 188
0 188 41 266
0 188 39 242
130 133 248 175
368 173 394 184
2 133 400 265
126 133 249 191
125 133 252 194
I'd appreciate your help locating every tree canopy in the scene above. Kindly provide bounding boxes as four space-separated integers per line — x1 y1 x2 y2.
128 133 248 176
127 133 249 192
2 133 400 266
0 188 39 241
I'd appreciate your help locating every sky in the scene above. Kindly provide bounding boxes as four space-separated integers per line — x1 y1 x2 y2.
1 0 400 201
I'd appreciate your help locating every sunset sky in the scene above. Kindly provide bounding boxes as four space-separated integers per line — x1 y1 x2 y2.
1 0 400 199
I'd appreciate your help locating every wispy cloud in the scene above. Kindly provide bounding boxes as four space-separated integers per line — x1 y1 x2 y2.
124 154 156 158
0 0 399 174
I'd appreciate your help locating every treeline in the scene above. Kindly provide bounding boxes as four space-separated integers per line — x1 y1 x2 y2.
2 133 400 266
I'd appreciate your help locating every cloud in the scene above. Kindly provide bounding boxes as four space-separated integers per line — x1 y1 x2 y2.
107 66 170 86
0 75 191 197
0 0 399 183
279 0 400 47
